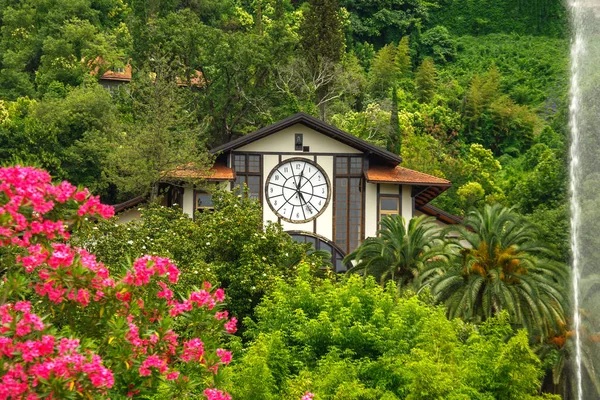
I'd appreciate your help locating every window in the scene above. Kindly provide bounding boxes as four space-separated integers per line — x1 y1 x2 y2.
289 233 347 272
334 156 363 254
195 191 214 210
379 196 400 221
233 154 262 200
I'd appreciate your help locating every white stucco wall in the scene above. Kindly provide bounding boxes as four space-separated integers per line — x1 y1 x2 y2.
315 155 334 241
182 187 195 217
364 182 378 238
402 185 413 223
116 208 141 224
236 124 362 154
262 154 280 224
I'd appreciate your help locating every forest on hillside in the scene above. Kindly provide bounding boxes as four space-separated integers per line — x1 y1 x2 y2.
0 0 569 255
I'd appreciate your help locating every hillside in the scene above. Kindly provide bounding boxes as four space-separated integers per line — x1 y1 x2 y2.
0 0 570 253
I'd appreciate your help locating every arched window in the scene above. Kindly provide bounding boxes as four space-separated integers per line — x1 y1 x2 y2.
287 231 348 272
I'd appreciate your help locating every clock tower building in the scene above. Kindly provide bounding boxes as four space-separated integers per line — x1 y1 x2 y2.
143 113 458 272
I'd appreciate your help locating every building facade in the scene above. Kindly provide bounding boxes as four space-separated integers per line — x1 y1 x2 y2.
120 113 458 271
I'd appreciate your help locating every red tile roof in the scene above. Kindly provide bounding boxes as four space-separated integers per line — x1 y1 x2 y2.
100 64 132 82
163 163 235 181
365 165 451 186
90 57 132 82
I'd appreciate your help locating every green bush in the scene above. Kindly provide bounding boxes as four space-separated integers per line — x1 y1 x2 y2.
75 191 325 328
225 264 558 399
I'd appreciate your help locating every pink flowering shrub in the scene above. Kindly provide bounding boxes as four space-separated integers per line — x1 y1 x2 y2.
0 166 234 398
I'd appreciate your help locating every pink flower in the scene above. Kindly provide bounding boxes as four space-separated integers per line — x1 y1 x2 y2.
139 355 168 376
73 189 89 202
224 317 237 334
76 289 90 307
156 281 173 300
213 288 225 302
302 392 315 400
166 371 180 380
214 311 228 320
181 338 205 362
203 388 231 400
216 348 232 365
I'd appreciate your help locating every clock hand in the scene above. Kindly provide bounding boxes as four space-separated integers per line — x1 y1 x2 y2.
298 190 307 204
297 191 307 220
298 163 307 189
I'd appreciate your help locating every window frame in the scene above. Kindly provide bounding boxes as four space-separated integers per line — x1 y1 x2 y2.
376 184 402 225
231 153 263 202
333 155 364 255
287 231 348 272
194 190 215 211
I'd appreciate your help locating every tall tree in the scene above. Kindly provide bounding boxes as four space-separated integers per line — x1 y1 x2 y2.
415 57 436 103
396 36 411 78
389 84 401 154
368 44 397 99
299 0 345 119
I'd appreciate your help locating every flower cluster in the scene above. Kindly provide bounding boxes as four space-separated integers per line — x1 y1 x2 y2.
16 244 114 306
0 166 236 399
301 392 315 400
123 255 180 286
0 166 113 247
204 388 232 400
0 302 113 399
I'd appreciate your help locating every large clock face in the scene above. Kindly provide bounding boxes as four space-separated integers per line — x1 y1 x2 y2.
265 158 330 223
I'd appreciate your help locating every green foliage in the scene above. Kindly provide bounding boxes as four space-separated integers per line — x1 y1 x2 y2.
457 181 485 209
0 84 116 195
344 215 447 291
420 26 457 64
427 0 567 37
226 265 556 399
74 190 321 327
369 44 399 99
341 0 429 47
73 203 215 296
462 143 504 202
192 189 320 325
426 204 569 339
300 0 345 67
104 58 211 200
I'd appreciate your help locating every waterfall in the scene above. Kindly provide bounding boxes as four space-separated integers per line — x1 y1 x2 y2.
569 0 600 398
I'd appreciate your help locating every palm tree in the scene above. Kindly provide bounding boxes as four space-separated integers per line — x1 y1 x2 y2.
344 214 447 291
426 204 568 339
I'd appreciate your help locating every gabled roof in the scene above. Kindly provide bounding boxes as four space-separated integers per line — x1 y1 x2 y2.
211 113 403 165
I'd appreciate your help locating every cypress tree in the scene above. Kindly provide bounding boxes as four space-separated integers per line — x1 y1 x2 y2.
299 0 345 119
396 36 411 78
299 0 345 68
415 58 436 103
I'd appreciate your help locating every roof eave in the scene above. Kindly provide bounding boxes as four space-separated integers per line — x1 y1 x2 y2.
365 179 451 187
